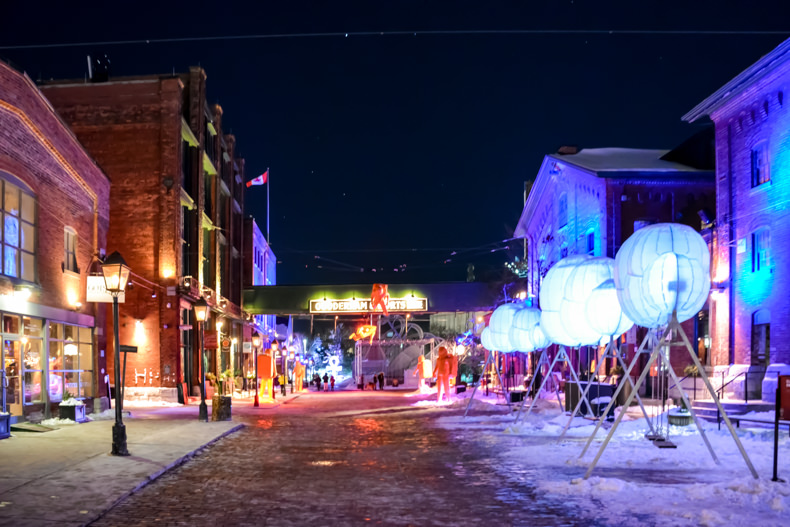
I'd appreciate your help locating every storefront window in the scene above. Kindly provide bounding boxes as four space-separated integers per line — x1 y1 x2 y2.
24 370 43 403
4 314 19 334
23 317 43 337
49 322 93 400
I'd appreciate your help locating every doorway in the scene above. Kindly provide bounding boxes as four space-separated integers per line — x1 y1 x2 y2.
2 339 23 416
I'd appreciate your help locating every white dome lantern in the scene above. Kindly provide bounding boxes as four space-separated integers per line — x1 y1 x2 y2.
531 324 551 350
509 306 542 352
489 303 520 353
560 257 616 346
614 223 710 328
540 255 591 346
480 327 493 350
585 279 634 337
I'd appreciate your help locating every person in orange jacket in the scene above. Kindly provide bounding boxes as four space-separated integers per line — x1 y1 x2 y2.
433 346 453 403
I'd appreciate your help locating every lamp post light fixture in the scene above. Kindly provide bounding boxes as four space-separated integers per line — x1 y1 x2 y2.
193 297 209 421
252 331 261 407
101 251 131 456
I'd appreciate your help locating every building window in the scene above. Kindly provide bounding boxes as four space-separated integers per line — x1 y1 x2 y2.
558 193 568 228
751 142 770 187
1 177 36 282
64 228 77 273
586 231 595 255
752 228 770 272
751 310 770 367
48 323 93 402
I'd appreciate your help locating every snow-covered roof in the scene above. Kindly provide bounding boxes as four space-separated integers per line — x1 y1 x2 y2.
550 148 705 175
683 36 790 122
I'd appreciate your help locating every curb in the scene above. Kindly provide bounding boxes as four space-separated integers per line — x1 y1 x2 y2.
82 422 245 527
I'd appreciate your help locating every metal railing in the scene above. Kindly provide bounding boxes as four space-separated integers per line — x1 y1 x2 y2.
716 370 760 404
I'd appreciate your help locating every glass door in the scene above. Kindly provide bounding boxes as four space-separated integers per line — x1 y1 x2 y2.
3 339 22 416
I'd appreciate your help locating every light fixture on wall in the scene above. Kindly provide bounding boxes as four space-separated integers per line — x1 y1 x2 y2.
14 285 32 300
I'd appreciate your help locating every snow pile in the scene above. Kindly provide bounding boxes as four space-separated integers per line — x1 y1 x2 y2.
436 402 790 525
58 398 84 406
40 417 80 426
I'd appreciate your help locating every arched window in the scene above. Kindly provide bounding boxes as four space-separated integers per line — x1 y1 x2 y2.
1 175 37 282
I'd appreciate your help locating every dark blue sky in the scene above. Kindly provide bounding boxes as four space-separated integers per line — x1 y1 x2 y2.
2 1 788 284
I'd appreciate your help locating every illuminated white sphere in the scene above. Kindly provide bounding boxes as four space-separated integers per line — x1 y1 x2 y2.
531 324 551 350
614 223 710 328
509 306 541 352
560 257 615 346
489 303 520 352
480 327 493 350
585 279 634 337
540 255 591 346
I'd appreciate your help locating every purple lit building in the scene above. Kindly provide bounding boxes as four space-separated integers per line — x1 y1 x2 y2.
514 144 715 373
684 37 790 400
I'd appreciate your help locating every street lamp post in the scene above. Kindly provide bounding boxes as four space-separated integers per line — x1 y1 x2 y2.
193 297 209 421
252 332 261 407
101 251 131 456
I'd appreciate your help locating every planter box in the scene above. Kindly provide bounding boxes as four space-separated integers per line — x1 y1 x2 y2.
59 404 87 423
0 413 10 439
668 411 692 426
211 395 232 421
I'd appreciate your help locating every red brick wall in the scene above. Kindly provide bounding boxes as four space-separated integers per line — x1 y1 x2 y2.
0 61 110 394
709 73 790 366
42 77 185 389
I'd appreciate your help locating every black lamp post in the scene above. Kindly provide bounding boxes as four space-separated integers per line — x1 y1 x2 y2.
193 297 209 421
101 251 131 456
252 332 261 407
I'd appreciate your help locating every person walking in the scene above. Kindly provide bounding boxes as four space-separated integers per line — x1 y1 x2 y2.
378 372 385 391
280 374 286 396
330 375 335 391
323 373 329 392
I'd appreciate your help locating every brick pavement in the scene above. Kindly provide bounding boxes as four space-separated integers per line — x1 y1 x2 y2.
89 391 586 527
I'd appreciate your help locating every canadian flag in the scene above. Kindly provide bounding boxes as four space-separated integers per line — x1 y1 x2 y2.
246 169 269 187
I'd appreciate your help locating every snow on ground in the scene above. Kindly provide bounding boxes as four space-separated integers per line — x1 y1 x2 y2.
435 392 790 526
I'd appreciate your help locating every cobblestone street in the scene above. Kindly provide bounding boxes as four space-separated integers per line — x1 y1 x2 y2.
89 391 587 526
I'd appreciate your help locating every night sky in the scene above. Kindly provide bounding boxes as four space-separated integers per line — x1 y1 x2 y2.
2 1 788 285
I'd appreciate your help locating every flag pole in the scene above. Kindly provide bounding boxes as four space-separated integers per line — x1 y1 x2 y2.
266 167 270 244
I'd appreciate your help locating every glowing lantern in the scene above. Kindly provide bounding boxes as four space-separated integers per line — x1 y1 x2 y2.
585 279 634 337
614 223 710 328
531 324 551 350
480 327 493 350
539 255 591 346
488 303 520 352
559 257 616 346
509 306 542 352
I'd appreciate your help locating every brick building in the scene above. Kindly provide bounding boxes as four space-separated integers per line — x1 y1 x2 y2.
514 145 715 374
41 67 250 401
0 60 110 422
243 216 276 335
683 37 790 398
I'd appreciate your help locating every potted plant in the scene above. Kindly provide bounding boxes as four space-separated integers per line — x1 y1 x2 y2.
668 397 693 426
58 391 87 422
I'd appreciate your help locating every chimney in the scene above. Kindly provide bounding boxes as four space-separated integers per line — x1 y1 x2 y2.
557 145 579 155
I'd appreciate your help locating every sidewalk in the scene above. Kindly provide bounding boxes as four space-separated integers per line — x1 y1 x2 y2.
0 402 245 527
